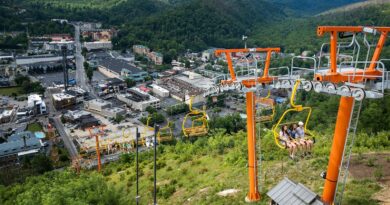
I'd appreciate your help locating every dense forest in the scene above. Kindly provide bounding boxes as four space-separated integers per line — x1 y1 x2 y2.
2 0 380 54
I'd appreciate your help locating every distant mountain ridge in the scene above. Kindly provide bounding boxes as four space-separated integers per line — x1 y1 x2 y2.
265 0 365 15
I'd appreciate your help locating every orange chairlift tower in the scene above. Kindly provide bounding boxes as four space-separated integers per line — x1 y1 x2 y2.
213 47 281 202
311 26 390 204
207 26 390 204
87 125 107 172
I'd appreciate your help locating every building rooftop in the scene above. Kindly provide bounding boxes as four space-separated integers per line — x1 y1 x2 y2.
267 177 324 205
99 58 143 75
133 45 149 49
87 99 112 107
64 110 92 121
150 84 169 93
52 93 75 101
175 72 215 90
105 77 124 85
158 77 204 99
120 87 159 103
0 131 42 157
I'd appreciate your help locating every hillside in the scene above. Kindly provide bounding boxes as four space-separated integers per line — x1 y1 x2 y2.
0 129 388 204
318 0 390 16
113 0 286 54
266 0 365 16
251 2 390 54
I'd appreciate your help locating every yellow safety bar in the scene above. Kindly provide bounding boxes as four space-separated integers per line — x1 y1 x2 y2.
271 80 313 149
182 96 209 137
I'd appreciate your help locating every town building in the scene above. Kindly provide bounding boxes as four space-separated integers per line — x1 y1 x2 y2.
150 84 169 97
84 99 126 118
27 94 47 115
0 108 15 123
51 19 68 24
0 131 43 165
157 77 205 104
83 41 112 51
79 22 102 31
175 71 215 90
117 88 160 111
65 87 88 103
16 54 74 66
98 57 147 81
202 48 217 62
63 110 92 123
81 29 116 42
147 51 163 65
133 45 150 55
43 40 75 52
52 93 76 109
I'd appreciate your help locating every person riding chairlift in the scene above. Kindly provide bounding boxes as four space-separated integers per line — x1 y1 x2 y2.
291 123 306 153
279 125 297 159
296 121 313 155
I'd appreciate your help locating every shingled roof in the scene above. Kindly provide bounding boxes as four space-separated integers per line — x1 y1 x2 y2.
267 177 324 205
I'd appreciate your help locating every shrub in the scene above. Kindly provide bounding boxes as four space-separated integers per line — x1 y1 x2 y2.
374 167 383 181
157 184 176 199
366 158 376 167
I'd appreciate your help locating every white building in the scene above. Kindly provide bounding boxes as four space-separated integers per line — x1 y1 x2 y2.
27 94 47 114
43 40 74 51
117 88 160 111
84 99 126 118
83 41 112 51
150 84 169 98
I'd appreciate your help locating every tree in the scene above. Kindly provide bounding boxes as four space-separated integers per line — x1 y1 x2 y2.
205 64 213 70
83 61 90 70
144 76 152 81
185 60 191 68
146 106 157 114
86 67 94 82
114 114 125 123
82 47 88 57
125 78 136 88
30 154 53 174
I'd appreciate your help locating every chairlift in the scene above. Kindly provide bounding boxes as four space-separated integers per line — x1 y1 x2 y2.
272 80 315 149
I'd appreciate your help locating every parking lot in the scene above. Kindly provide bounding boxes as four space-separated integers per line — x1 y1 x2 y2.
34 71 76 87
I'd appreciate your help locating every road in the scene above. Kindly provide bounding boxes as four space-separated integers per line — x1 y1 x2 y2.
45 88 78 159
74 24 98 98
52 116 78 158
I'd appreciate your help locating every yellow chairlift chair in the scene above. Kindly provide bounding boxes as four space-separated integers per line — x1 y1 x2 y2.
157 120 174 143
182 96 209 137
272 80 315 149
255 90 276 123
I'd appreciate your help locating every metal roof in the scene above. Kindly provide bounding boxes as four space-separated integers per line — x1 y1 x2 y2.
99 58 143 74
267 177 324 205
0 132 42 157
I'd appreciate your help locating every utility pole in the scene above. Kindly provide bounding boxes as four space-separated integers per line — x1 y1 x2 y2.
153 125 159 205
61 45 69 91
136 128 140 205
242 35 248 49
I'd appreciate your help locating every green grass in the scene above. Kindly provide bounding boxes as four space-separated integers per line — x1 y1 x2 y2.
0 87 23 97
27 122 43 132
0 129 387 204
101 130 385 204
